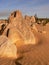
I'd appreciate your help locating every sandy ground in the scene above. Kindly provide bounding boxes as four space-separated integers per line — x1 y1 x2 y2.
0 25 49 65
16 27 49 65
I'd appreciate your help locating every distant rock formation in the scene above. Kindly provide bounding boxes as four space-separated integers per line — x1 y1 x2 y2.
25 15 35 26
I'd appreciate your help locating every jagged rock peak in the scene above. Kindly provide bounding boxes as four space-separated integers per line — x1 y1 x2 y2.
10 10 22 18
9 10 23 23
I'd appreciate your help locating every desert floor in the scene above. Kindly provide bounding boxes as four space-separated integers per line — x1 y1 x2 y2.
0 29 49 65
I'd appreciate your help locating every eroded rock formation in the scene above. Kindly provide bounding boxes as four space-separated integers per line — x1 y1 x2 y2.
0 20 8 35
0 10 49 65
2 10 40 46
0 35 17 59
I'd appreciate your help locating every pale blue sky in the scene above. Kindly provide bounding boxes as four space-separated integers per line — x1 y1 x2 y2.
0 0 49 19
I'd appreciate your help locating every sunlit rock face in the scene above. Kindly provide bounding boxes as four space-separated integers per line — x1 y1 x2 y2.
32 23 45 33
0 10 42 65
3 23 24 47
25 15 35 22
9 10 23 23
2 10 40 46
0 35 17 59
30 16 35 23
24 15 35 26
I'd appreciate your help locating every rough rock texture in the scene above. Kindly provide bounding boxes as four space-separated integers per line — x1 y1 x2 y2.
0 35 17 59
0 20 8 35
25 15 35 26
3 10 40 46
16 23 49 65
0 57 16 65
0 10 49 65
9 10 23 23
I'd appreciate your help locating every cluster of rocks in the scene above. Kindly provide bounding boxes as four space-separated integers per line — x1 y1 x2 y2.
0 10 47 60
0 10 39 45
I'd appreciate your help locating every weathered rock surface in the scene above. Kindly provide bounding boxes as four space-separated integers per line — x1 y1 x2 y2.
0 20 8 35
0 35 17 59
25 15 35 26
9 10 23 23
0 10 49 65
2 10 40 46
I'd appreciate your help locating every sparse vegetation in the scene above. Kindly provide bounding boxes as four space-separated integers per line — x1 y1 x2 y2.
35 15 49 25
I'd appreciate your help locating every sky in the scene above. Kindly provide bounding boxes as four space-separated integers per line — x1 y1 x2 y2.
0 0 49 19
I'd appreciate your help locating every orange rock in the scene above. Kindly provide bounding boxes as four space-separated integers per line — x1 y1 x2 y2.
0 35 17 59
